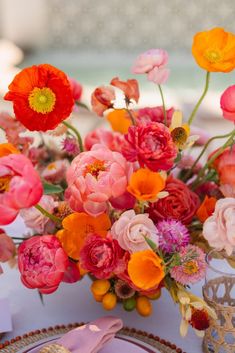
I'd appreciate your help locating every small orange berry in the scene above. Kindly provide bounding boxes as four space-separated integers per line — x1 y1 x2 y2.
93 293 104 302
91 279 111 296
136 296 152 316
102 293 117 311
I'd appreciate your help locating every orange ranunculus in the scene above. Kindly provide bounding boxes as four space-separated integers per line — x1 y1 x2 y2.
107 109 132 134
4 64 74 131
0 143 19 157
110 77 139 103
56 212 111 260
196 195 217 223
192 28 235 72
127 168 166 201
128 250 165 290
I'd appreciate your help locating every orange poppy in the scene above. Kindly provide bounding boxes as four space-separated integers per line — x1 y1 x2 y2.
56 212 111 260
196 195 217 223
107 109 132 134
192 27 235 72
127 168 166 201
0 143 19 158
4 64 74 131
128 250 165 290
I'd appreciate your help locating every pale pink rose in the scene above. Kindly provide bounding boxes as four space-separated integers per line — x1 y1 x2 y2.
84 128 124 153
91 86 115 116
203 198 235 256
20 195 56 234
18 235 69 294
220 85 235 122
0 154 43 225
65 144 133 216
41 159 70 183
111 210 159 253
0 230 16 262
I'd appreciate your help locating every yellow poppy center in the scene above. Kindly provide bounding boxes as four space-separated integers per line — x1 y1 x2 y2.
171 127 188 147
183 260 199 275
205 49 222 63
84 160 106 178
0 176 11 193
28 87 56 114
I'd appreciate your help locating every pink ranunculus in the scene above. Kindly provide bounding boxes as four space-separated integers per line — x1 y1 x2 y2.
110 77 139 103
220 85 235 122
41 159 70 183
65 144 133 216
20 195 56 234
91 86 115 117
203 198 235 256
148 176 200 225
122 122 177 172
0 154 43 225
0 229 16 262
79 233 125 279
84 128 124 153
111 210 159 253
18 235 69 294
137 106 174 127
68 77 83 101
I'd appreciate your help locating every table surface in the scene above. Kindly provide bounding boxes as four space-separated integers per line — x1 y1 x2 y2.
0 217 204 353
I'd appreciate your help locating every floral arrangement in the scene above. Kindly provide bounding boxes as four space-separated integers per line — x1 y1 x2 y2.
1 27 235 337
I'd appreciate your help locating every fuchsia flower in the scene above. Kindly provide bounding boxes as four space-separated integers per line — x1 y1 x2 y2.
84 128 124 153
41 159 70 183
0 229 16 263
122 123 177 172
220 85 235 122
137 106 174 126
110 77 139 103
62 137 80 156
91 86 115 116
65 144 133 216
157 219 190 253
18 235 69 294
0 154 43 225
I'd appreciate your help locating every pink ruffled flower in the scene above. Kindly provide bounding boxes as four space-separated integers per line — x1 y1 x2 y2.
65 144 133 216
220 85 235 122
0 229 16 262
84 128 124 153
110 77 139 103
41 159 70 183
18 235 69 294
0 154 43 225
79 233 125 279
122 122 177 171
137 106 174 126
111 210 159 253
91 86 115 116
203 198 235 256
20 195 56 234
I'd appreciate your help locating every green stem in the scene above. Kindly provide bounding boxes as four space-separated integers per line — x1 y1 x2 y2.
125 108 136 126
62 121 84 152
158 85 167 125
188 71 210 126
35 204 61 224
75 101 90 111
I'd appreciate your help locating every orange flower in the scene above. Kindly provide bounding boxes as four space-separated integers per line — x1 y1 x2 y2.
110 77 139 103
127 168 166 201
196 195 217 223
192 28 235 72
107 109 132 134
128 250 165 290
56 212 111 260
4 64 74 131
0 143 19 158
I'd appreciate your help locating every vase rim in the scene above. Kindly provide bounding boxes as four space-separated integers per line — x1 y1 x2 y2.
206 249 235 277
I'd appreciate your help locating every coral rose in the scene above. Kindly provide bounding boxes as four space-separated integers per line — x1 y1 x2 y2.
0 230 15 262
148 176 200 224
122 123 177 172
0 154 43 225
91 86 115 116
196 195 217 223
192 27 235 72
128 250 165 290
18 235 69 294
65 144 133 216
84 128 124 152
137 106 174 127
203 198 235 256
110 77 139 103
220 85 235 122
111 210 159 253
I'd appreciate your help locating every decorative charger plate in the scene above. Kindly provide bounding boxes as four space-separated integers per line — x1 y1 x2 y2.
0 324 186 353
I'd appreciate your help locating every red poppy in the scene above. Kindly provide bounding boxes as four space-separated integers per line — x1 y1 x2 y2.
4 64 74 131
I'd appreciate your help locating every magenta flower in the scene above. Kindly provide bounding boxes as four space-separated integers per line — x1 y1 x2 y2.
62 137 80 156
137 106 174 127
220 85 235 122
157 219 190 253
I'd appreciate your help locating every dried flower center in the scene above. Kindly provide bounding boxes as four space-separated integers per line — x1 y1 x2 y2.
205 49 222 63
0 176 11 193
183 260 199 275
28 87 56 114
84 160 106 178
171 127 188 146
190 308 210 330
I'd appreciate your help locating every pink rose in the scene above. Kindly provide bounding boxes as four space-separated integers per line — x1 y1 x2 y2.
148 176 200 224
80 233 125 279
84 128 124 153
111 210 159 253
65 144 133 216
0 154 43 225
110 77 139 103
41 159 70 183
18 235 69 294
0 230 16 262
220 85 235 122
91 86 115 116
122 123 177 171
137 106 174 126
203 198 235 256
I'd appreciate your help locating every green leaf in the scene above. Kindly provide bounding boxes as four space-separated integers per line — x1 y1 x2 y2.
43 182 63 195
143 236 157 251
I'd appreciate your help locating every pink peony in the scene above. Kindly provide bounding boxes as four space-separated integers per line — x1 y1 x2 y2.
91 86 115 116
122 122 177 171
137 106 174 126
18 235 69 294
110 77 139 103
79 233 125 279
203 198 235 256
220 85 235 122
65 144 133 216
41 159 70 183
0 229 16 262
84 128 124 153
148 176 200 224
111 210 159 253
0 154 43 225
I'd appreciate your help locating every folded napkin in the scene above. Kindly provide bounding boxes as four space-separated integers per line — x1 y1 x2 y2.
40 317 123 353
